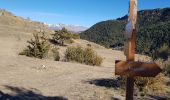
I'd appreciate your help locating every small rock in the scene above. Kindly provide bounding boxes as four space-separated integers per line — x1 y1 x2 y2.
41 65 46 69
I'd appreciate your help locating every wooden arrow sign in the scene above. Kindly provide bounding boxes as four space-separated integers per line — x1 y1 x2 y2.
115 60 162 77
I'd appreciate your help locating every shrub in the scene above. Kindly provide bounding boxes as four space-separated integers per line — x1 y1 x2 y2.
52 28 80 46
65 46 103 66
134 58 166 94
65 39 74 44
117 56 167 95
65 46 84 63
153 44 170 60
71 34 80 39
84 48 103 66
134 74 165 93
117 74 166 96
52 48 60 61
19 32 50 59
156 57 170 77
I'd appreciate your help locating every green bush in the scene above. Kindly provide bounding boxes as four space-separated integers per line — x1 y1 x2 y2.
52 48 60 61
19 33 50 59
83 47 103 66
65 46 84 63
52 28 80 46
71 34 80 39
65 46 103 66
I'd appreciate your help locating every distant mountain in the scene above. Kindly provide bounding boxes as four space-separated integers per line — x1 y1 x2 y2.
46 23 88 33
80 8 170 57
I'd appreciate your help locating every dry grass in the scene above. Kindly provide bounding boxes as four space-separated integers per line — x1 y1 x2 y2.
51 48 60 61
156 57 170 77
135 56 167 94
135 74 166 93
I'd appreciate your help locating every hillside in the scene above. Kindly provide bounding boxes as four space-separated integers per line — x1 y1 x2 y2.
0 9 127 99
80 8 170 57
1 9 169 100
0 9 50 34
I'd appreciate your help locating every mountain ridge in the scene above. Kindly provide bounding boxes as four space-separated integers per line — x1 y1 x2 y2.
80 7 170 57
46 23 88 33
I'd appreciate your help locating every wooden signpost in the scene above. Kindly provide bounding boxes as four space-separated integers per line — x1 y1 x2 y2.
115 0 162 100
115 60 162 77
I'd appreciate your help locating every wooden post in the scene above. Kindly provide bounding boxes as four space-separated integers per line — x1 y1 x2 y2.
125 0 137 100
115 1 161 99
126 29 136 100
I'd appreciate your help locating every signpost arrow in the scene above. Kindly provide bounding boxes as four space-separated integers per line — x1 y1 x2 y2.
115 60 162 77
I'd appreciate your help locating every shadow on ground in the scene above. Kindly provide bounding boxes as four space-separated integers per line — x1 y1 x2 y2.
49 39 67 46
87 78 121 88
147 94 170 100
87 78 170 100
0 85 68 100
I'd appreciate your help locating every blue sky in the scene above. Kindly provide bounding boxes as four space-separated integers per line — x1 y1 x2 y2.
0 0 169 27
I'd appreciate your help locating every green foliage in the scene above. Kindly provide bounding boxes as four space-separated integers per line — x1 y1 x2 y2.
52 28 80 46
81 20 125 48
80 8 170 58
65 46 103 66
83 47 103 66
19 32 50 59
65 46 84 63
136 22 170 58
51 48 60 61
71 34 80 39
